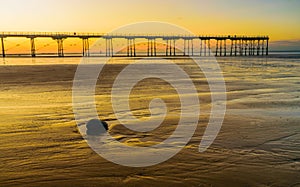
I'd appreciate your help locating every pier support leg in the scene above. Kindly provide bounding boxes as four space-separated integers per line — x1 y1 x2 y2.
173 39 176 56
251 40 254 56
127 39 130 57
190 39 193 56
215 40 219 57
262 40 265 56
106 38 113 57
252 40 255 55
200 40 202 56
151 39 153 56
154 39 156 56
204 40 207 56
56 38 64 57
266 39 269 56
183 40 186 56
130 39 135 57
219 40 222 56
147 39 156 56
230 40 233 56
130 39 133 57
234 40 237 56
256 40 260 56
252 40 255 56
243 40 246 56
1 37 5 58
106 39 109 56
224 39 226 56
240 40 243 56
253 40 255 55
82 38 90 57
208 40 211 56
187 40 190 56
248 40 251 56
169 40 172 56
244 40 247 56
127 38 135 57
111 39 114 56
147 39 150 56
250 40 252 55
166 40 169 56
30 38 36 57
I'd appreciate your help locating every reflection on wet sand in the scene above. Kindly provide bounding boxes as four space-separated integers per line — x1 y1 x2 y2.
0 56 299 186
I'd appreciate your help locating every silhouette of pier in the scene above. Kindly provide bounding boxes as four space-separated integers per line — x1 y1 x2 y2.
0 32 269 57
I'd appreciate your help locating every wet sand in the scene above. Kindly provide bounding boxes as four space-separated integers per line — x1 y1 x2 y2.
0 57 299 186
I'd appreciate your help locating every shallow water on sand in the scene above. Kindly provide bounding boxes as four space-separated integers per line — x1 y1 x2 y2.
0 56 299 187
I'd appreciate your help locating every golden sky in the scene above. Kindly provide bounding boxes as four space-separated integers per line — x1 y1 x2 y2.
0 0 300 41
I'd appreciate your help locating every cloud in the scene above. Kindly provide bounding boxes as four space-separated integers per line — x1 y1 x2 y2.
270 39 300 51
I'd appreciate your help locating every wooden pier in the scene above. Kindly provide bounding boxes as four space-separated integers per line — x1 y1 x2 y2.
0 32 269 57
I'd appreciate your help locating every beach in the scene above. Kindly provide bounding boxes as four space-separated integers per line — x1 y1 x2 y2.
0 56 299 186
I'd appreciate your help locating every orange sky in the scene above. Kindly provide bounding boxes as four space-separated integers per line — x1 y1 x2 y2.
0 0 300 41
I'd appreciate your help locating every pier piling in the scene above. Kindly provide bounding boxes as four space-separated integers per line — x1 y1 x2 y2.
1 37 5 57
30 37 36 57
82 38 90 57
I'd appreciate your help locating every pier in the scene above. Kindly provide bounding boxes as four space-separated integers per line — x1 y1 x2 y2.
0 32 269 57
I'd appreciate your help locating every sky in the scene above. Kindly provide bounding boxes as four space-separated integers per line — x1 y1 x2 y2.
0 0 300 50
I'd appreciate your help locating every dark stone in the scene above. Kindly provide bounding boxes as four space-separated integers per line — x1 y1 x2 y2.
86 119 108 136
